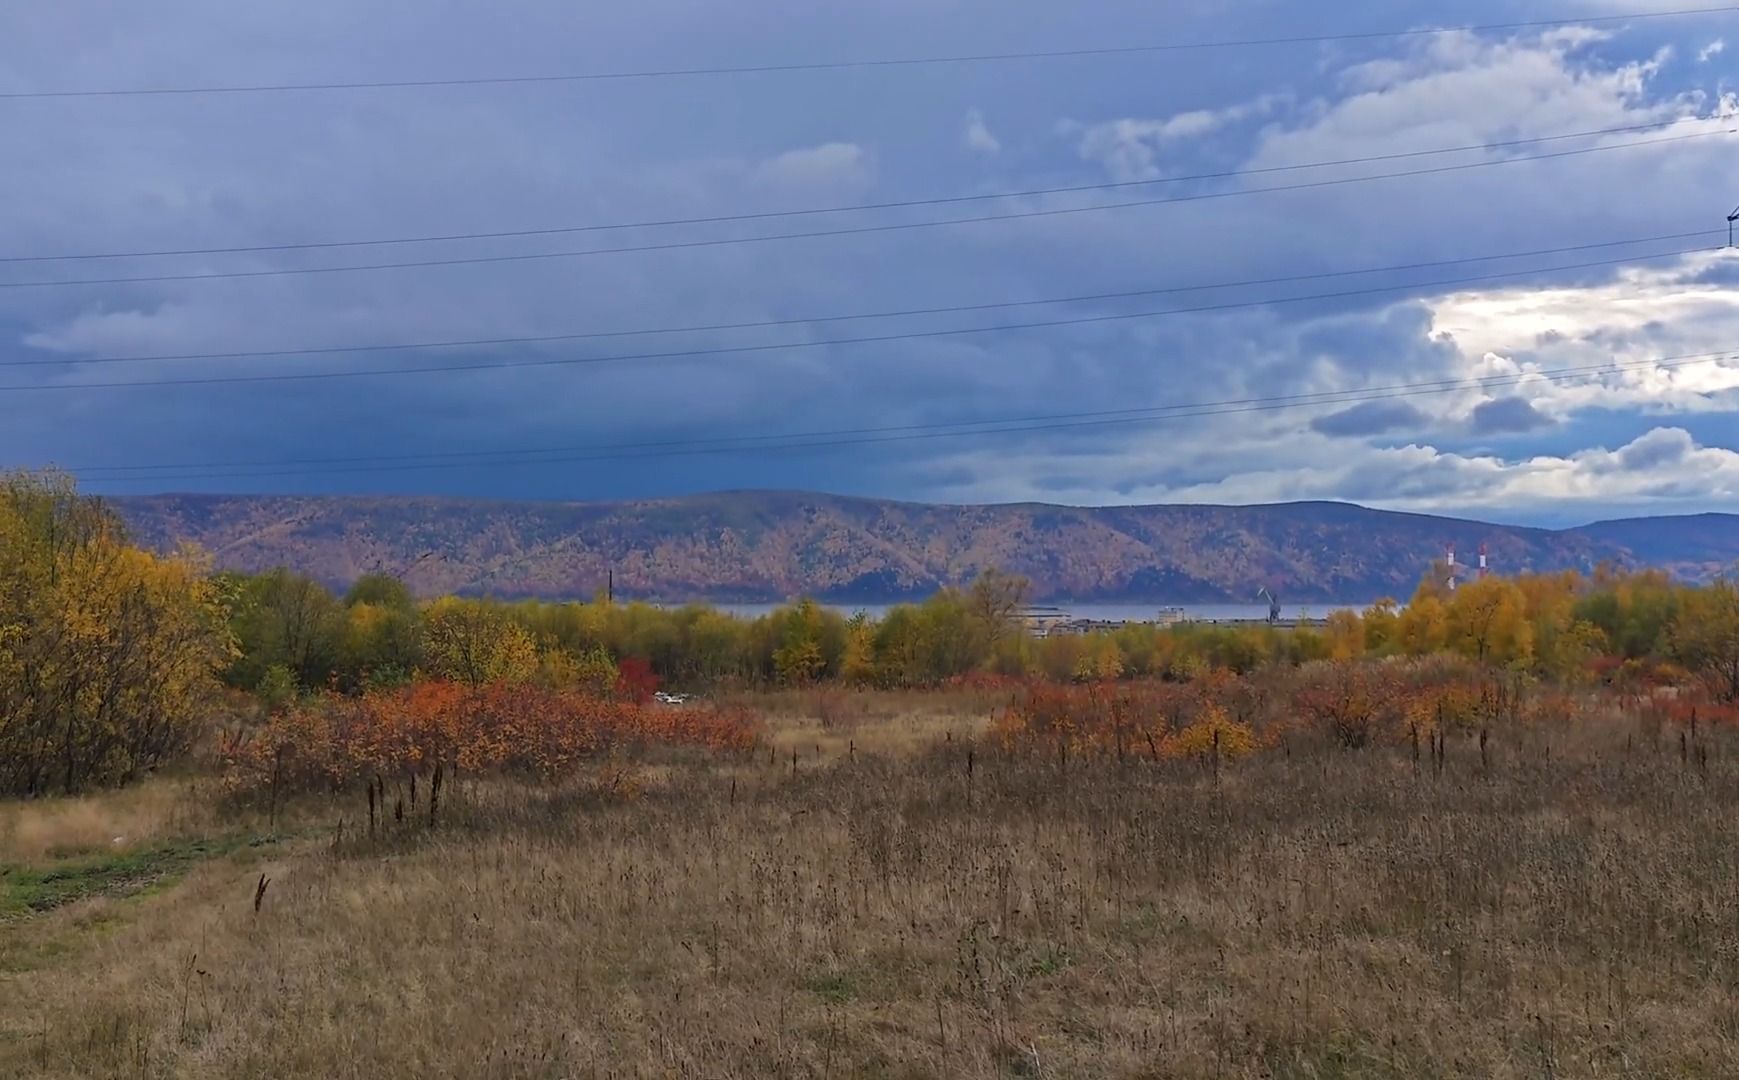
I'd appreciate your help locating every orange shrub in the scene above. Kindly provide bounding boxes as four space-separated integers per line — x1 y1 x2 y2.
1291 663 1399 748
1519 691 1582 726
1638 689 1739 733
992 679 1220 760
1160 705 1256 762
221 681 759 795
991 682 1087 751
1402 681 1483 734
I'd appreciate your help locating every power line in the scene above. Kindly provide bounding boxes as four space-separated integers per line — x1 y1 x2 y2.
3 243 1720 392
2 128 1729 289
0 120 1707 264
2 228 1719 371
62 348 1739 483
4 6 1730 99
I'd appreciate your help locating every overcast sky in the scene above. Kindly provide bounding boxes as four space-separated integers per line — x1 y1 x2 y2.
2 1 1736 526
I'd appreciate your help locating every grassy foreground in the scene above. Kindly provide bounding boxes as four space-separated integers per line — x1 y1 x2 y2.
2 705 1738 1078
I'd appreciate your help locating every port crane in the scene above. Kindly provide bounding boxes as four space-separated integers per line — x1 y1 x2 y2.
1256 586 1282 625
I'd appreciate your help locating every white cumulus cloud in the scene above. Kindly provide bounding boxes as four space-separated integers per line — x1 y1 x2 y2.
963 108 1001 154
753 142 874 194
1071 96 1284 181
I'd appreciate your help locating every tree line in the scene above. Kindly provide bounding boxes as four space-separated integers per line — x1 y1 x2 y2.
4 469 1737 793
213 557 1737 700
213 564 1038 696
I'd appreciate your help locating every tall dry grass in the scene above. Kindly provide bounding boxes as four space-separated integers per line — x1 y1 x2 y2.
0 781 216 864
3 703 1738 1077
720 684 1003 757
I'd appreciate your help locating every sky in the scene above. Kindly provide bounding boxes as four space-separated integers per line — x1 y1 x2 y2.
1 0 1737 528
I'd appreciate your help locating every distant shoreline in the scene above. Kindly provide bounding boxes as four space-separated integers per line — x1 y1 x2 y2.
701 601 1370 622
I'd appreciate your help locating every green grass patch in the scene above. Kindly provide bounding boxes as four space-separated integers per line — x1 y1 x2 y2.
1019 942 1070 979
803 970 858 1005
0 833 267 918
1261 1031 1436 1080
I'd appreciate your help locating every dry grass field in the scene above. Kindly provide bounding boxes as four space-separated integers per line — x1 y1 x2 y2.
4 699 1739 1078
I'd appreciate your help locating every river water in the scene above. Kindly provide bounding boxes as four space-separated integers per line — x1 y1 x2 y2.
709 602 1363 623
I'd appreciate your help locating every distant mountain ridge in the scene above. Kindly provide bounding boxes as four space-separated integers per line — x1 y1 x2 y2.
111 491 1739 604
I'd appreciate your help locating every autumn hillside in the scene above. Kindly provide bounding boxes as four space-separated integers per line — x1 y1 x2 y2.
111 490 1739 603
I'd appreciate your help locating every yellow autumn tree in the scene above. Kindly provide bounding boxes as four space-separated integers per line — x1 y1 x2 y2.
1671 575 1739 701
422 596 538 687
1445 576 1534 667
1516 571 1603 682
534 643 619 696
1396 593 1449 656
0 471 234 795
1072 635 1124 682
772 599 833 685
339 600 423 690
1362 599 1401 655
839 613 878 686
1323 609 1366 662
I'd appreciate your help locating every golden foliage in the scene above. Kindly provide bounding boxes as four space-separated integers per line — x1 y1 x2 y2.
1323 609 1365 662
1670 576 1739 702
422 597 537 688
1160 705 1256 761
1445 577 1534 666
0 471 233 795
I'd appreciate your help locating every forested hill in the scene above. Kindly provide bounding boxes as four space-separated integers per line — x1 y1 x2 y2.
110 491 1739 604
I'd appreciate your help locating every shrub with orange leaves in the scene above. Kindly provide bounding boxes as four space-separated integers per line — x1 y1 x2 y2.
220 680 760 796
991 682 1086 751
1160 705 1256 762
1291 662 1400 748
992 679 1221 760
1401 680 1483 735
1519 691 1582 727
1637 688 1739 734
984 659 1687 763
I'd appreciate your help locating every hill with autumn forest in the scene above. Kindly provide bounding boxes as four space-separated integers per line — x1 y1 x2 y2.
111 491 1739 604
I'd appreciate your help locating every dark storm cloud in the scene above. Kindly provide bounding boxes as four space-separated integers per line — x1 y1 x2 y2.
1 0 1737 521
1310 400 1433 437
1469 397 1555 435
1294 304 1451 377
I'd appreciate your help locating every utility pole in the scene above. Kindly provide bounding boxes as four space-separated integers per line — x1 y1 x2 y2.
1729 204 1739 249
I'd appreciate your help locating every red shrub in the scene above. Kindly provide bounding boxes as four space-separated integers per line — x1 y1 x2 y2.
221 680 759 795
615 657 660 704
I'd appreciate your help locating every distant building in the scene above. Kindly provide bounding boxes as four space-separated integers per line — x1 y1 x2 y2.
1018 606 1072 637
1019 605 1193 636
